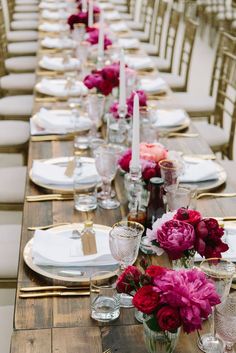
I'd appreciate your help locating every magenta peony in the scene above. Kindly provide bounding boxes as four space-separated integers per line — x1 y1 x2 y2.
156 220 195 260
174 207 202 226
86 28 112 49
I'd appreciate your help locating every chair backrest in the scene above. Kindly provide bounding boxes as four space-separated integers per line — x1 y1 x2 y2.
0 4 7 77
215 51 236 159
210 31 236 97
140 0 156 40
178 18 198 91
1 0 10 33
163 8 181 72
149 0 168 55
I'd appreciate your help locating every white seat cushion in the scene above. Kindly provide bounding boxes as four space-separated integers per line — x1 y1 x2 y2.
151 56 171 71
11 20 38 30
0 225 21 277
0 167 26 203
140 42 159 55
14 5 38 12
7 30 38 42
159 73 186 90
0 121 29 145
13 12 39 20
126 21 143 30
5 56 37 72
155 93 216 115
0 95 33 116
193 121 228 148
16 0 39 4
131 29 149 41
8 41 39 55
0 305 14 353
0 73 36 91
120 13 134 21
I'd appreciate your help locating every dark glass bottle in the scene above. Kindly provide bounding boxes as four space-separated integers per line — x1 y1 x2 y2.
146 177 165 229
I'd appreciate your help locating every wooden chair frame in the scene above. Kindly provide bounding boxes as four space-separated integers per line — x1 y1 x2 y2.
148 0 168 56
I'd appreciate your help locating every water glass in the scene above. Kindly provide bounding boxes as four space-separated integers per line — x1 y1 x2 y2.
72 23 86 44
166 186 192 211
159 159 180 191
107 113 129 145
90 271 120 322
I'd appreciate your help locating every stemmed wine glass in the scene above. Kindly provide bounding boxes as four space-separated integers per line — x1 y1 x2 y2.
198 258 235 353
94 145 120 209
109 220 144 307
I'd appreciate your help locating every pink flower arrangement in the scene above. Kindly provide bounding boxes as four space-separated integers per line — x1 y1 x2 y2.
85 27 112 49
83 63 120 96
147 207 228 261
67 6 100 30
118 142 168 182
116 261 220 334
109 90 147 119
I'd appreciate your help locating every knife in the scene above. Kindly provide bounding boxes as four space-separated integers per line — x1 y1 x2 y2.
20 285 88 292
19 291 90 298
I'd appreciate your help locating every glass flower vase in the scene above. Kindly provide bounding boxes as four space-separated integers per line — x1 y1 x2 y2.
172 251 195 270
143 320 180 353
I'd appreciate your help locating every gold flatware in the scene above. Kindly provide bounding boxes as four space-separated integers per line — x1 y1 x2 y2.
31 134 74 142
20 285 89 292
35 97 68 103
19 291 90 298
168 132 199 138
184 154 216 160
26 194 73 202
27 222 70 231
147 95 170 100
36 70 61 77
197 193 236 200
103 349 112 353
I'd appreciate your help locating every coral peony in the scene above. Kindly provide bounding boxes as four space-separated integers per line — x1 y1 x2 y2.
140 142 168 163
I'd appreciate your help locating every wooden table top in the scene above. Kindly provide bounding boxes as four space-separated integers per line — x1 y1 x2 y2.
9 10 236 353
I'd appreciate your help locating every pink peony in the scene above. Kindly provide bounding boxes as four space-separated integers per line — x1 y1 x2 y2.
101 63 120 87
157 220 195 260
140 142 168 163
153 269 220 333
86 28 112 49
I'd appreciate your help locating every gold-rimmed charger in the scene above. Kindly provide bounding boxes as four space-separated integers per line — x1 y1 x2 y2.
23 223 119 284
29 156 100 194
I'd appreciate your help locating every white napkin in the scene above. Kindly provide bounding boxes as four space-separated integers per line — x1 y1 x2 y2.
139 77 168 94
99 2 114 10
118 38 140 49
31 159 100 185
110 22 128 32
36 79 88 97
41 37 76 49
180 160 219 183
39 22 69 32
39 2 67 9
31 108 92 134
39 56 80 71
152 109 187 127
42 10 69 20
104 11 121 20
125 55 154 70
32 229 118 267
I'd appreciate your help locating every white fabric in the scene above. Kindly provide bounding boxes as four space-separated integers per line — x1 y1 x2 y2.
8 41 39 55
0 224 21 278
131 30 149 42
99 3 114 10
110 22 129 32
39 22 69 32
0 167 26 203
39 2 67 9
194 121 228 147
159 73 186 90
125 55 154 70
35 79 88 97
117 37 140 49
151 56 171 71
0 305 14 353
0 121 29 145
14 5 38 12
11 20 38 30
13 12 39 20
0 73 36 91
31 160 99 186
5 56 37 72
7 30 38 42
31 108 92 134
104 11 121 21
180 160 219 182
41 37 76 49
41 10 69 20
0 95 33 116
39 56 80 71
140 42 159 55
139 77 168 94
33 228 117 266
15 0 38 4
152 109 187 127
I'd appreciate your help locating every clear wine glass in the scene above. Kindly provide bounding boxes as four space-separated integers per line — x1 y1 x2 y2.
94 145 120 209
215 293 236 352
198 258 235 353
109 220 144 307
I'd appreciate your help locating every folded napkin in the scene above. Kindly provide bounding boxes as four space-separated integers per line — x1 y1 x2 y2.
104 11 121 20
139 77 168 94
118 38 140 49
180 160 219 183
36 78 88 97
41 37 76 49
152 109 187 127
31 108 92 134
39 2 67 9
39 56 80 71
39 22 69 32
42 10 69 20
110 22 128 32
125 55 155 70
32 229 118 267
31 159 100 185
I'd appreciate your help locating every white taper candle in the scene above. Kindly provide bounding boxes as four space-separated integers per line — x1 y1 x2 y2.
119 49 126 110
98 11 104 58
130 93 140 170
88 0 93 27
82 0 87 12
